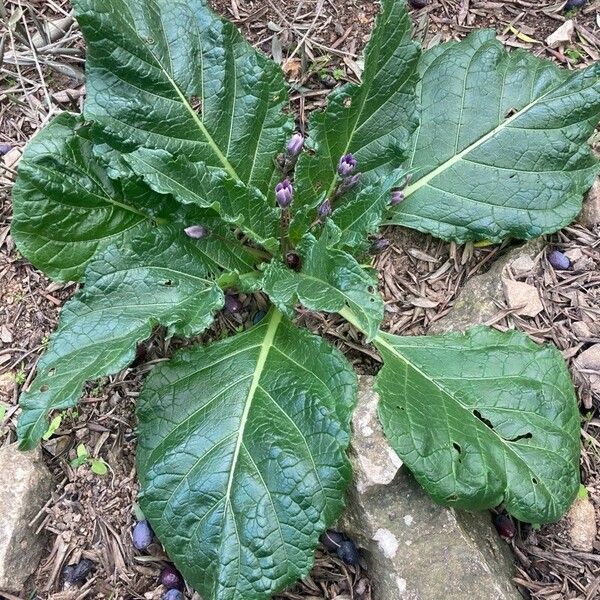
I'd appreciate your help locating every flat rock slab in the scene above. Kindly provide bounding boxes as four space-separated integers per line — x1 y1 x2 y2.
342 378 520 600
0 443 53 593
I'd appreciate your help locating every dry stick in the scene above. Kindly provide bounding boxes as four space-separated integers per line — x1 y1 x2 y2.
18 0 53 120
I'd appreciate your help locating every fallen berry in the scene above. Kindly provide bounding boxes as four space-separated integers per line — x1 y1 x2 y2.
370 238 390 254
337 539 360 565
63 559 94 584
0 143 12 156
565 0 586 10
493 514 516 539
285 251 302 272
548 250 571 270
320 530 344 552
132 519 153 550
409 0 428 7
225 294 242 314
163 590 184 600
160 565 184 590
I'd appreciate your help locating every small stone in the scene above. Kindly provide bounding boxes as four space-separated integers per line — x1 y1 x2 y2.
545 20 575 48
567 495 597 551
0 444 54 592
502 279 544 317
574 344 600 395
508 255 536 278
579 179 600 227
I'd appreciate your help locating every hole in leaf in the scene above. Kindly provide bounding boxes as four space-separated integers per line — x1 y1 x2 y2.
48 368 56 376
473 409 495 430
532 477 538 485
505 107 517 118
343 97 352 108
162 279 174 287
505 432 532 443
445 494 458 502
40 385 49 393
452 442 462 454
368 286 374 293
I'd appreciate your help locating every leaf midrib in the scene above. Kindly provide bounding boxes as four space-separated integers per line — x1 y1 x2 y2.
404 73 598 199
375 333 558 508
103 1 241 182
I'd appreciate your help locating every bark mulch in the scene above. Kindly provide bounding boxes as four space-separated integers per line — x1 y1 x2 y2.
1 1 599 599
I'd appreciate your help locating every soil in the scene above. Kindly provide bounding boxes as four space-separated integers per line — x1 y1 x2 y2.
1 1 600 599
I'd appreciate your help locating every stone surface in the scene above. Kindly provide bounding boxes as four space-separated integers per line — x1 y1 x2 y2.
580 178 600 228
573 344 600 396
545 19 575 48
502 279 544 317
0 443 53 593
429 240 544 334
342 377 520 600
350 378 403 494
567 495 597 552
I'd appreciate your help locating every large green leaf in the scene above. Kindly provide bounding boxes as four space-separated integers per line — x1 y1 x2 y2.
17 228 224 449
375 326 580 523
294 0 419 207
11 113 155 281
125 149 279 252
74 0 293 193
136 310 356 600
388 30 600 243
262 225 384 340
11 113 257 281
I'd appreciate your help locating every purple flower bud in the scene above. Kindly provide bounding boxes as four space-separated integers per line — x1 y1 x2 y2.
160 565 183 590
318 199 332 219
275 179 293 208
390 189 405 206
132 520 153 550
340 173 361 192
287 133 304 157
225 294 242 314
548 250 571 270
370 238 390 254
184 225 207 239
338 153 357 177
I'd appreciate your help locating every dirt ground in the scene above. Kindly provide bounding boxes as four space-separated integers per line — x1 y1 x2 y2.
1 0 600 599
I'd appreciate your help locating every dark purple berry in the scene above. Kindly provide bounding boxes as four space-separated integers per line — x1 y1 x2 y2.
285 251 301 272
163 590 184 600
548 250 571 270
252 309 267 325
320 530 344 551
493 514 516 540
62 559 94 584
337 539 360 565
565 0 586 10
287 133 304 157
132 519 153 550
160 565 184 590
225 294 242 314
184 225 207 239
408 0 428 7
0 143 12 156
370 238 390 254
275 178 293 208
337 153 357 177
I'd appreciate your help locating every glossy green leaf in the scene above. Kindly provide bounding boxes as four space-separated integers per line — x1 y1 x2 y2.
126 149 279 252
17 228 224 449
375 326 580 523
388 30 600 242
137 310 356 600
11 113 154 281
11 113 257 281
262 225 384 340
295 0 419 208
74 0 293 193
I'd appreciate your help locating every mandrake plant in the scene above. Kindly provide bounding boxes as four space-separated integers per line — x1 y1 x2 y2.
10 0 600 598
